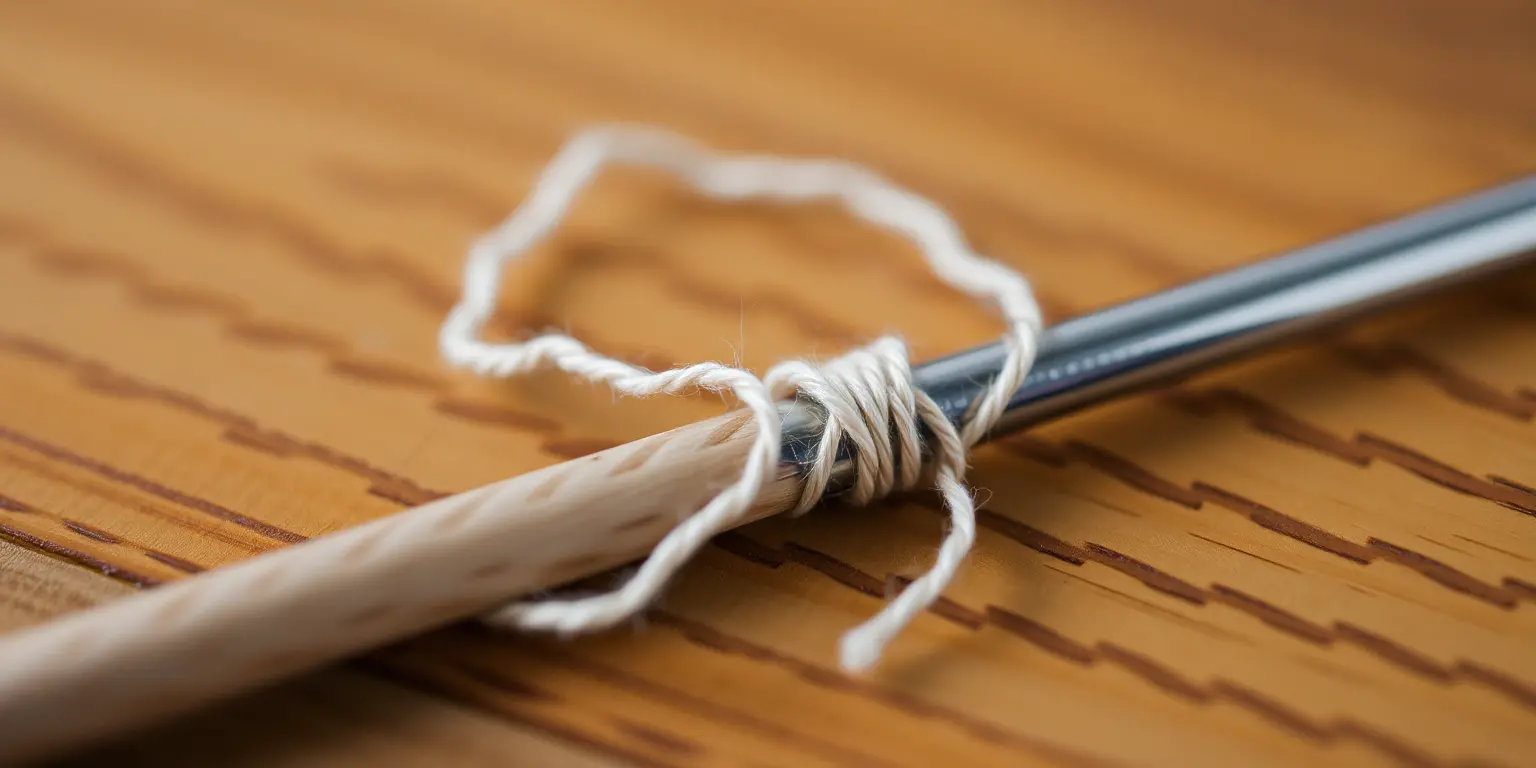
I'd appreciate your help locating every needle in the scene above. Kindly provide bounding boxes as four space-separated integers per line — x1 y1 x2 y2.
782 175 1536 486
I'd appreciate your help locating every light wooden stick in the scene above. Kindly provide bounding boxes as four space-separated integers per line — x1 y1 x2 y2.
0 410 795 763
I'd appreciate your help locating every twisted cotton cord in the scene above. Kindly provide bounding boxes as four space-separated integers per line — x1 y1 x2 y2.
440 126 1042 671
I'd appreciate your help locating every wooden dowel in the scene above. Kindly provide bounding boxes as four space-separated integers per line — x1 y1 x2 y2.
0 409 799 763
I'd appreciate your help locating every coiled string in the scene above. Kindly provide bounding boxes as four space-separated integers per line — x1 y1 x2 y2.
439 126 1042 671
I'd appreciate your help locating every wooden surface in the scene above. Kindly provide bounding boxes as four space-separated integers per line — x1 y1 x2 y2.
0 1 1533 765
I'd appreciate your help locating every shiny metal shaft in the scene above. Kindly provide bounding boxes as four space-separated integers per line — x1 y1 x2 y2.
782 175 1536 479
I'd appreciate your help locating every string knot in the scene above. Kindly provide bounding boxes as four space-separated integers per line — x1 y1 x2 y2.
766 336 955 513
441 126 1040 672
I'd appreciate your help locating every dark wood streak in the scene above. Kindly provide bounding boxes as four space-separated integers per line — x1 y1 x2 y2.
1081 544 1208 605
1489 476 1536 516
647 613 1110 767
781 543 886 598
1179 388 1536 513
710 531 785 568
219 429 448 508
0 330 452 517
1003 435 1376 565
218 428 299 456
1060 441 1205 509
668 603 1448 765
1332 623 1452 682
60 519 119 544
1011 406 1535 606
1455 662 1536 711
972 508 1087 565
1493 475 1535 494
143 551 205 574
1505 578 1536 600
132 284 244 314
743 537 1437 746
1096 643 1212 703
1206 586 1333 645
985 606 1096 665
1041 561 1246 641
0 83 462 316
224 319 347 353
319 162 508 224
360 656 676 768
1204 681 1327 741
1366 539 1520 608
995 434 1071 467
0 434 271 556
434 398 561 434
0 473 214 576
450 630 901 768
1451 535 1531 563
1186 532 1302 573
727 521 1536 714
327 358 444 391
365 476 449 507
0 522 162 588
0 422 305 545
989 611 1441 763
1355 433 1536 514
0 224 610 458
608 717 705 757
1340 342 1535 421
1192 484 1375 564
1332 721 1442 768
1168 388 1372 465
887 577 987 629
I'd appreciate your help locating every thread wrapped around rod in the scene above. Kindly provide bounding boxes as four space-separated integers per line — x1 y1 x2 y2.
440 126 1043 670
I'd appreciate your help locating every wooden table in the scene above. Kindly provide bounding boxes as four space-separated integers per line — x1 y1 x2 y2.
1 1 1533 765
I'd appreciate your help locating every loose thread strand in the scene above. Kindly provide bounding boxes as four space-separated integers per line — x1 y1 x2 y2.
439 126 1042 671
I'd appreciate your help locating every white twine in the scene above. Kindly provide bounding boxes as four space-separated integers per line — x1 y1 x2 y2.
439 126 1042 672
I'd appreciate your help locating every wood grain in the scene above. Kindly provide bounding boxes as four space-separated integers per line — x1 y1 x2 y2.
0 0 1532 765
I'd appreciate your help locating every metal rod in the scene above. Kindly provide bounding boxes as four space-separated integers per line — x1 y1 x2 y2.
784 175 1536 479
